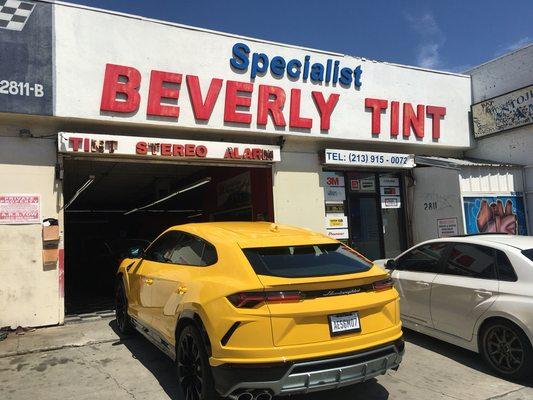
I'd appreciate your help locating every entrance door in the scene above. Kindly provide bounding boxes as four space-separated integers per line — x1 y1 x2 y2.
346 172 406 260
346 173 382 260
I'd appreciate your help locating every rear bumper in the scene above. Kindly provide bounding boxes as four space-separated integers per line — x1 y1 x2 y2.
213 337 405 397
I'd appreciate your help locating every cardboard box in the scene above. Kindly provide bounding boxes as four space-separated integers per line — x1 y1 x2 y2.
42 225 60 242
42 248 58 264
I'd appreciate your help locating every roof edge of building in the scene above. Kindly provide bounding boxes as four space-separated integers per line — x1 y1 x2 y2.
42 0 470 79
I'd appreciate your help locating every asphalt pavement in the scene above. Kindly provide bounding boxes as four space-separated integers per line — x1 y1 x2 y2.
0 318 532 400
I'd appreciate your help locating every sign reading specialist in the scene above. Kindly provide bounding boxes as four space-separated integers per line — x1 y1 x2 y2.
0 1 53 115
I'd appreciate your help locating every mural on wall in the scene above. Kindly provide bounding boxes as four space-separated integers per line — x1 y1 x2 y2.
0 0 53 115
463 196 527 235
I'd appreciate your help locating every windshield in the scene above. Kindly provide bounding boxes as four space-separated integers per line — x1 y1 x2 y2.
242 243 373 278
522 249 533 262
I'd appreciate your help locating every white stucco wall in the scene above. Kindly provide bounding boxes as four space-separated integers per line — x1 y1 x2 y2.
411 167 465 244
273 151 325 233
0 135 62 328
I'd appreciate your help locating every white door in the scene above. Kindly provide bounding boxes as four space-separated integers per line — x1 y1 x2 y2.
391 242 449 327
431 243 499 341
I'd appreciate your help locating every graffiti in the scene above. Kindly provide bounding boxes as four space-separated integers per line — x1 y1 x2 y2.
463 196 527 235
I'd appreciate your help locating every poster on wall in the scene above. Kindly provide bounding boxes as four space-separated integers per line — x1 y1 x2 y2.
0 194 41 224
0 1 53 115
217 172 251 209
437 217 459 238
463 196 527 235
324 186 346 202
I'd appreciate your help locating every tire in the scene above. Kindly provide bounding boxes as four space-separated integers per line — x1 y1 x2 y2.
115 280 134 335
176 324 218 400
480 319 533 380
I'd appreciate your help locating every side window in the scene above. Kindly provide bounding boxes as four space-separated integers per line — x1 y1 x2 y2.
496 250 517 282
144 231 182 263
166 232 218 267
397 242 449 273
443 244 496 279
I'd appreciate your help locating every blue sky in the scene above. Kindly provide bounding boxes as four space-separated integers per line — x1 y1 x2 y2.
64 0 532 72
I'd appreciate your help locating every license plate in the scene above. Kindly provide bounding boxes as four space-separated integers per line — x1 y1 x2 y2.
328 312 361 336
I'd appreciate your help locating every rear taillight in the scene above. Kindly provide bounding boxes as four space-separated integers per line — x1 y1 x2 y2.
227 291 302 308
373 277 394 291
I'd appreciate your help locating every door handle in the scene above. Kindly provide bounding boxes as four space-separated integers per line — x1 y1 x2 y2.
145 278 154 285
474 289 492 297
415 281 430 287
177 286 188 294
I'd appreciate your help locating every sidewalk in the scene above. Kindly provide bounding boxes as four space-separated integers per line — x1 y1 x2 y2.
0 317 119 358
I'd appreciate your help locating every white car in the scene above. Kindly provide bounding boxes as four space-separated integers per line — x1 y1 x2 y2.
375 234 533 379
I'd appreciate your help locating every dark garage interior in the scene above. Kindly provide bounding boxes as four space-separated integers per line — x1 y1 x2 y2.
62 158 273 315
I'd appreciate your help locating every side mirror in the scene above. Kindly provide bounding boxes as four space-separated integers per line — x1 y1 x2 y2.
386 259 398 270
127 246 145 259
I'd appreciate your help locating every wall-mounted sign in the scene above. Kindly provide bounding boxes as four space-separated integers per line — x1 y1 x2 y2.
326 228 349 240
325 214 348 229
472 85 533 138
379 176 400 187
54 4 471 148
324 149 415 169
380 187 400 196
350 178 375 192
381 196 401 209
0 194 41 224
0 1 53 115
58 132 281 162
463 196 527 235
325 203 345 213
324 186 346 203
437 217 459 238
322 172 345 188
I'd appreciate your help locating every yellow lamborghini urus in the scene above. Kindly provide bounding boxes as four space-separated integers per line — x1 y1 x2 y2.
115 222 403 400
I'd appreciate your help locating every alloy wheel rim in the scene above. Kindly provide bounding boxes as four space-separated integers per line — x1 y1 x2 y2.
485 325 524 374
178 333 204 400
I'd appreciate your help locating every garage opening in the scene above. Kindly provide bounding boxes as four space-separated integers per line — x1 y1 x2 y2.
62 158 274 315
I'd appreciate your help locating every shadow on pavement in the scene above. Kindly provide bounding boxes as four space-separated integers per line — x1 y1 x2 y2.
108 320 391 399
403 328 533 388
109 319 184 399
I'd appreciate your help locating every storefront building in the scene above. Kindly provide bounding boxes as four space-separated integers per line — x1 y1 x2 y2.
1 1 525 328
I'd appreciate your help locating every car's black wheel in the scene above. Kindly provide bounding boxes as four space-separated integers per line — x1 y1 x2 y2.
115 280 134 335
481 319 533 380
176 324 217 400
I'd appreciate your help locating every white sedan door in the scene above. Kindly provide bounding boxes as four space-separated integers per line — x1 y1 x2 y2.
431 243 499 341
391 242 449 327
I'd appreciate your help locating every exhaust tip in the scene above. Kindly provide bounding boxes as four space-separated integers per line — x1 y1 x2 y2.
255 391 272 400
236 392 254 400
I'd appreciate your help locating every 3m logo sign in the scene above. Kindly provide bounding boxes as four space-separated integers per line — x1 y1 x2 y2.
0 0 35 31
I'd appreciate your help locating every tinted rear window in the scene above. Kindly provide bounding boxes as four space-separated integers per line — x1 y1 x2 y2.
522 249 533 262
242 243 372 278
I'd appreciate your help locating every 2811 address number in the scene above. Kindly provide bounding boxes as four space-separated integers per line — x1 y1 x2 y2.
0 80 44 98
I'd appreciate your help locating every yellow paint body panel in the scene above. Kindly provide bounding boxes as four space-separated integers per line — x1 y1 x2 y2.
118 222 402 367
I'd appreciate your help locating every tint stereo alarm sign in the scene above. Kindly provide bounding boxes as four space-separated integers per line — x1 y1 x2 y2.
58 132 281 162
